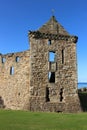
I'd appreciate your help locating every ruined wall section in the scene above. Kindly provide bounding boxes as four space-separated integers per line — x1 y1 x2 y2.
0 50 30 110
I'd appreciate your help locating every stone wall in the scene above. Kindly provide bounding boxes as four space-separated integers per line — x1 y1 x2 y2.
0 50 30 110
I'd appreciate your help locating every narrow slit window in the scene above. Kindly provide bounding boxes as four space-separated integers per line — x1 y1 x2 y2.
60 88 63 102
48 40 51 45
10 66 14 75
2 57 6 63
62 49 64 64
48 72 55 83
16 56 20 62
49 51 55 62
46 87 50 102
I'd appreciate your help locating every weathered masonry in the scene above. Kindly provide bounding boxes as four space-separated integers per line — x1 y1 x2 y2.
0 16 81 112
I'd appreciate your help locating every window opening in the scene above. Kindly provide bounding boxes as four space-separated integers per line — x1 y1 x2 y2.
59 88 63 102
48 40 51 45
16 56 20 62
48 72 55 83
2 57 6 63
10 66 14 75
46 87 50 102
62 49 64 64
49 51 55 62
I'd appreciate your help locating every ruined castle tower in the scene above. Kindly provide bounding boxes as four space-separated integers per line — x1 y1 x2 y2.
0 16 81 112
29 16 81 112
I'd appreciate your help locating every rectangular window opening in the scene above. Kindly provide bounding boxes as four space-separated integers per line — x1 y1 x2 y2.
48 72 55 83
62 49 64 64
49 51 56 62
2 57 6 63
16 56 20 62
60 88 64 102
48 40 51 45
46 87 50 102
10 66 14 75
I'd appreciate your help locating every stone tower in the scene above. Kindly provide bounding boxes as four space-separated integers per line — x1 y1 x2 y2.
29 16 81 112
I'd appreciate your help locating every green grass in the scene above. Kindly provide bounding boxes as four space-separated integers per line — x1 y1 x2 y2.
0 110 87 130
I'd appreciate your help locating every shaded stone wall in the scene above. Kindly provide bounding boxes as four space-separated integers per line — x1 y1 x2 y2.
0 50 30 110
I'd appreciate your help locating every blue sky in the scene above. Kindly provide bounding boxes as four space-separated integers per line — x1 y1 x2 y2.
0 0 87 82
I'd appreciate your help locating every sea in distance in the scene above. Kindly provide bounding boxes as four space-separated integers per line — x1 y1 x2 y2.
78 82 87 89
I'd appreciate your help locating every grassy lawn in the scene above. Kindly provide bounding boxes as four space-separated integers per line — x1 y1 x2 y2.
0 110 87 130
